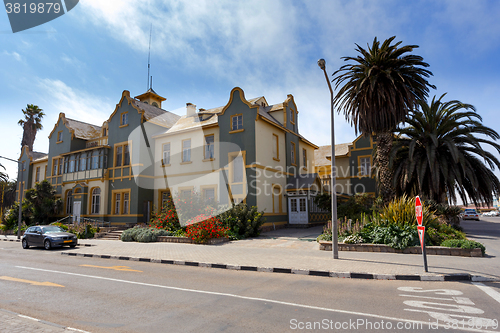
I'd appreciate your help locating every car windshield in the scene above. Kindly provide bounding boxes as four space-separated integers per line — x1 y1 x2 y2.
42 226 64 234
464 210 476 213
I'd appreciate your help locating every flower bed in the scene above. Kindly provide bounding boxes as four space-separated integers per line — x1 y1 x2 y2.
157 236 229 245
318 241 483 257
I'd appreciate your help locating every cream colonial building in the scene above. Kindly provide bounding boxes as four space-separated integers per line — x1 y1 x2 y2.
18 87 332 227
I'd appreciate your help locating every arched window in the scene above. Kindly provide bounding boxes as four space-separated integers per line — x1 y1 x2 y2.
66 190 73 215
91 188 101 214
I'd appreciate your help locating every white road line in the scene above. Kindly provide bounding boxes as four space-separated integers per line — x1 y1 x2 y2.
15 265 497 333
472 282 500 304
16 312 91 332
18 314 39 321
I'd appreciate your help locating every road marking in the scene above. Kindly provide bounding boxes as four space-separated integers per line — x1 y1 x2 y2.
6 311 91 332
15 266 498 333
80 264 142 272
0 276 64 287
473 282 500 304
400 294 475 305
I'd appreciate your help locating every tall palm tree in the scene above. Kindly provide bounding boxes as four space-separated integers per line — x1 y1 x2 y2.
18 104 45 152
391 94 500 206
332 36 435 204
0 163 7 183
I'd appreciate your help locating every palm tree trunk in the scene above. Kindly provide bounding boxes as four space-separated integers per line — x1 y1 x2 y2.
21 122 36 152
376 132 395 205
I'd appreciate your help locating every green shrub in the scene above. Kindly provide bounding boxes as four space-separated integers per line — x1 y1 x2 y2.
362 224 419 250
316 233 332 242
68 223 99 239
13 222 28 235
4 200 33 229
217 203 265 239
374 194 438 227
120 227 171 242
441 239 485 255
425 200 462 226
50 222 69 231
425 223 466 246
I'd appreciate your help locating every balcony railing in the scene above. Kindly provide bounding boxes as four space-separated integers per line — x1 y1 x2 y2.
86 137 108 148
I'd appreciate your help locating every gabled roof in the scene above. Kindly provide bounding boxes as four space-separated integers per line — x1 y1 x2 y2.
48 113 102 141
155 113 218 137
32 152 48 162
65 118 102 140
314 143 352 166
131 100 180 128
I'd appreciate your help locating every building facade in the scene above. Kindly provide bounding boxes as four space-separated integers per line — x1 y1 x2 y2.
153 87 326 228
314 134 377 197
18 87 331 227
18 89 180 225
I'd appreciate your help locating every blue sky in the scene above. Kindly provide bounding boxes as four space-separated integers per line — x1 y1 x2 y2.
1 0 500 184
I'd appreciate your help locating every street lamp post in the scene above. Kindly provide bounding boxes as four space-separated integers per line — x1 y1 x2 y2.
317 59 338 259
0 155 23 239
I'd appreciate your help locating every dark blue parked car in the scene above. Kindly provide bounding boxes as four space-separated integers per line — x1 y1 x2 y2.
22 225 77 250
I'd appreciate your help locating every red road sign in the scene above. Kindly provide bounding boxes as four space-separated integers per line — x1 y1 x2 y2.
415 196 423 226
417 226 425 249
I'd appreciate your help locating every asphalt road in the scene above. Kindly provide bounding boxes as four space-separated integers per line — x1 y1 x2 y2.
462 216 500 258
1 241 500 333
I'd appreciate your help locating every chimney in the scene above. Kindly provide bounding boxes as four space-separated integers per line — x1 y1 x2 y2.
186 103 197 116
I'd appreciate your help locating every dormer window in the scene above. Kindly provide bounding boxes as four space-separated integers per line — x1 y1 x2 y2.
103 128 107 137
152 102 159 107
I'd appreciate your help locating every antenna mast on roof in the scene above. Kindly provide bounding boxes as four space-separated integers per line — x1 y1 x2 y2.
147 24 152 90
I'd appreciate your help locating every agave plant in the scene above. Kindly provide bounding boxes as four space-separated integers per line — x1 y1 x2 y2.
374 194 438 227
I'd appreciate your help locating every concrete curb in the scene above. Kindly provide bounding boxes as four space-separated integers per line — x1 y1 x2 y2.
2 238 94 246
60 251 499 282
2 238 20 242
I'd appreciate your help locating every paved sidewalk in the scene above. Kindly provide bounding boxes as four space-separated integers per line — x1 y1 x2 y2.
3 222 499 282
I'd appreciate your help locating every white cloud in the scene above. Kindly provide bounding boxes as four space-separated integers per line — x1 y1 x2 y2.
61 54 86 69
3 51 22 62
36 78 112 126
78 0 300 80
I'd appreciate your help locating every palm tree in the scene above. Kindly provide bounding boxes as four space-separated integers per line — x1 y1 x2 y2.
391 94 500 206
332 36 435 204
0 163 7 183
18 104 45 152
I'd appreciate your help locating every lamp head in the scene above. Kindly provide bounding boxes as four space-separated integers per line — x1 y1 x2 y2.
317 58 326 70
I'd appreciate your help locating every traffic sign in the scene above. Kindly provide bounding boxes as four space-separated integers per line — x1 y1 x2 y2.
415 196 423 226
417 226 425 249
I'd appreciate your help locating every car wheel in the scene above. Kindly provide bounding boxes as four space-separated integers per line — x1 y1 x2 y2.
69 244 76 248
44 239 52 250
22 239 29 249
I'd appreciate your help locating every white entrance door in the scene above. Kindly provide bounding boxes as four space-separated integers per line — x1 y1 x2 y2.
288 197 308 224
73 201 81 223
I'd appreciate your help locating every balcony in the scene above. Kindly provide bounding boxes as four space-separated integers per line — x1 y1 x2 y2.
86 137 108 148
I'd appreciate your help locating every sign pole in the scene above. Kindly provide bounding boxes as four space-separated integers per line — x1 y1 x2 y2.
422 235 428 272
415 196 428 272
